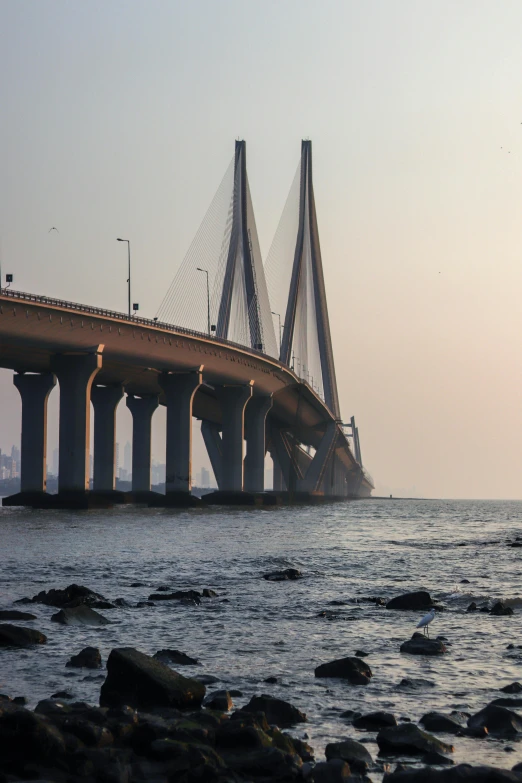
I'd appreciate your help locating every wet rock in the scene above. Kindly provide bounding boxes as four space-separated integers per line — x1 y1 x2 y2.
136 601 155 607
0 624 47 646
459 725 488 738
460 579 470 584
466 602 477 612
52 691 74 699
325 737 373 773
30 583 106 608
130 581 146 587
0 703 66 772
12 696 26 706
313 759 351 783
264 676 280 684
353 711 397 730
148 589 201 603
314 656 372 684
224 745 302 779
501 683 522 694
241 694 307 727
467 704 522 736
397 678 436 690
422 751 454 765
153 649 200 666
400 633 446 656
491 602 514 616
204 690 233 711
420 712 463 734
216 715 272 750
100 647 205 710
66 646 102 669
0 609 37 621
196 674 220 685
383 764 522 781
386 591 435 611
355 650 368 657
51 605 109 626
377 723 454 756
202 589 218 598
263 568 302 581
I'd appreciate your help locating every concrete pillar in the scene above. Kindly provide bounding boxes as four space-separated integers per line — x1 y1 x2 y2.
91 384 124 491
218 383 253 492
244 395 272 492
126 394 159 492
51 349 102 493
13 372 56 493
272 453 285 491
159 369 202 493
201 420 223 489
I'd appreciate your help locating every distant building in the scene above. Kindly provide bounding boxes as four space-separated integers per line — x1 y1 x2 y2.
52 448 59 477
201 466 210 487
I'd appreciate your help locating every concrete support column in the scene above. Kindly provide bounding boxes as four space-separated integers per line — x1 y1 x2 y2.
51 349 103 493
91 384 124 491
201 421 223 489
272 453 285 492
159 369 202 493
126 394 159 492
244 395 273 493
218 383 253 492
13 372 56 493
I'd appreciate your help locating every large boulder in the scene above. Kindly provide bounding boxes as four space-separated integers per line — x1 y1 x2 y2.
313 759 351 783
0 624 46 646
400 633 447 656
66 646 102 669
241 695 307 727
501 682 522 694
386 591 435 610
467 704 522 736
30 583 107 608
148 590 201 603
383 764 522 781
100 647 205 710
51 605 109 626
0 703 66 772
420 712 464 734
325 737 373 773
377 723 454 756
204 690 234 712
353 711 397 730
491 602 514 616
315 656 372 684
0 610 37 621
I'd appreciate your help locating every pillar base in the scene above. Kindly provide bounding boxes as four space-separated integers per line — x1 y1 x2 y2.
202 490 280 507
148 491 203 508
125 490 165 505
2 491 115 509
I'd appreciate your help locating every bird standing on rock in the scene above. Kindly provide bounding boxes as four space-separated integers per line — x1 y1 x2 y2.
416 608 436 637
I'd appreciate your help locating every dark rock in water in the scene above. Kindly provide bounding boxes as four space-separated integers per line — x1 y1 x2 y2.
52 690 74 699
491 602 514 616
340 708 362 720
377 723 454 755
420 712 464 734
422 751 454 765
397 677 436 690
466 602 478 612
355 650 368 657
30 583 106 608
263 568 302 581
153 649 200 666
400 633 446 656
353 711 397 730
195 674 220 685
202 588 218 598
12 696 26 706
204 690 233 711
315 656 372 684
0 624 47 646
468 704 522 736
66 646 102 669
156 585 171 591
51 605 109 626
264 676 280 684
229 689 243 697
113 598 130 607
241 694 307 727
0 609 37 621
130 581 146 587
460 579 470 584
386 591 435 611
383 763 522 781
148 589 201 603
136 601 155 607
0 703 66 769
313 759 351 783
501 682 522 694
325 737 373 773
224 746 303 779
459 725 489 738
100 647 205 709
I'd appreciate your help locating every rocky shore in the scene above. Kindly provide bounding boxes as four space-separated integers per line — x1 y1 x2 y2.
2 583 522 782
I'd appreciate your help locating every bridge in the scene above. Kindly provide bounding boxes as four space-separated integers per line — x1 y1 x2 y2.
0 141 373 508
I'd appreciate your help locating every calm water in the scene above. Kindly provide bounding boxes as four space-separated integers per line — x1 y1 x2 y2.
1 498 522 777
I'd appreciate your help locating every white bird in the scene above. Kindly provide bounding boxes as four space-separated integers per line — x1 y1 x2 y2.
416 608 436 637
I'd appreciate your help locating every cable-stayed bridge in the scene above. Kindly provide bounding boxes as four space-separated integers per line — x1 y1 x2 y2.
0 140 373 508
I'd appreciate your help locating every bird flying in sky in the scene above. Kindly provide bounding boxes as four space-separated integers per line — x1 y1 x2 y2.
48 227 59 233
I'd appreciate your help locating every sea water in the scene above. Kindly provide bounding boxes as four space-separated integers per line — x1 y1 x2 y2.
1 498 521 777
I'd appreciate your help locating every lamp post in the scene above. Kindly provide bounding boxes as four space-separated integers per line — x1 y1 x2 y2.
116 238 131 318
196 267 210 336
271 311 282 354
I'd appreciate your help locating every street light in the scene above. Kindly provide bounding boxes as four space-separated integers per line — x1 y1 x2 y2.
271 311 282 353
116 238 131 318
196 267 210 336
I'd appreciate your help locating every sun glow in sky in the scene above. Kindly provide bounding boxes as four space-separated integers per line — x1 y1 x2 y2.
1 0 522 498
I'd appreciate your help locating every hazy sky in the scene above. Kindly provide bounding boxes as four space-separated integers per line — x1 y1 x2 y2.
1 0 522 498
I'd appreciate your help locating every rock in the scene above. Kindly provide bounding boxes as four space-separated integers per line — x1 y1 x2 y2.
264 676 279 684
460 579 470 583
153 649 200 666
383 764 522 781
491 602 514 616
51 605 109 626
467 704 522 736
0 704 66 771
422 751 454 765
52 691 74 699
66 646 102 669
130 581 146 587
12 696 26 706
353 711 397 730
400 633 446 656
0 609 37 621
377 723 454 756
313 759 351 783
501 682 522 694
224 746 302 779
355 650 368 657
420 712 464 734
30 583 106 608
263 568 302 581
325 737 373 773
459 726 488 738
241 694 307 727
148 589 202 603
136 601 155 607
397 678 436 690
314 656 372 684
204 690 233 711
196 674 220 685
202 589 218 598
386 591 435 610
466 602 478 612
99 647 205 709
0 624 47 646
